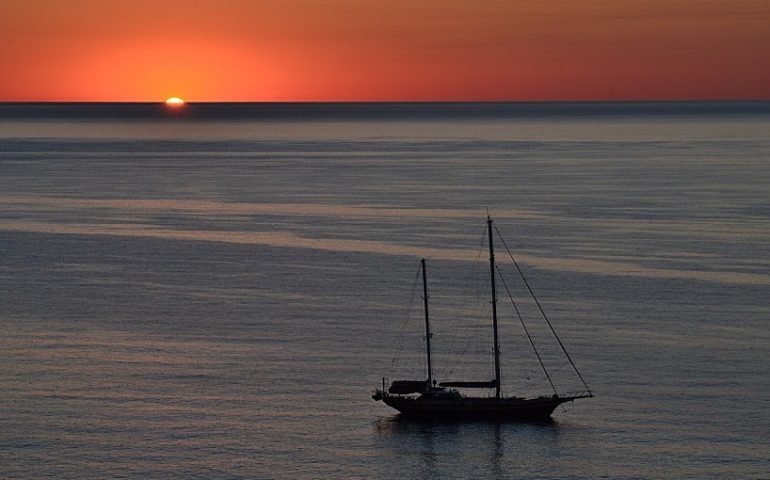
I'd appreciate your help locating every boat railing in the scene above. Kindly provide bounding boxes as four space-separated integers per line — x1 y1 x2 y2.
558 390 594 399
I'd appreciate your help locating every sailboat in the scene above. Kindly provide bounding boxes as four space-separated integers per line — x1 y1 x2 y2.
372 216 593 420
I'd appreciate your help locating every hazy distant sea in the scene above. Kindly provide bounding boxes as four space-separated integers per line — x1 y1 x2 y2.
1 102 769 479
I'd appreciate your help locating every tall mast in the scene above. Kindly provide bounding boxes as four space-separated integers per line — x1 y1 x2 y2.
487 216 502 399
421 258 433 388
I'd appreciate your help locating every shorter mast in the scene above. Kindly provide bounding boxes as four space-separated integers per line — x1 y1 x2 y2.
487 216 502 400
421 258 433 388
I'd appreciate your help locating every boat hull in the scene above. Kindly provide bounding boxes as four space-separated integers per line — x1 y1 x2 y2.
381 394 577 421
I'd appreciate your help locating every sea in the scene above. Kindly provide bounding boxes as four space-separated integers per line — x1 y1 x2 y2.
1 102 769 479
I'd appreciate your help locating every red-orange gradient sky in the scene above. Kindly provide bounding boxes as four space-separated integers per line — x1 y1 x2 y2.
2 0 769 102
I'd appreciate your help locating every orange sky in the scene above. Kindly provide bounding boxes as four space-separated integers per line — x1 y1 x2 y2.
1 0 769 101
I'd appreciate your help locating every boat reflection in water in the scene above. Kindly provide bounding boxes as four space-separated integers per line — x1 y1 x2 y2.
372 416 564 479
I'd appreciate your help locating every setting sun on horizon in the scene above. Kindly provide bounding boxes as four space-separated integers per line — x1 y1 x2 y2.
1 0 769 102
165 97 185 106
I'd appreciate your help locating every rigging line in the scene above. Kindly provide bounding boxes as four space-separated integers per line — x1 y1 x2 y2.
453 225 488 331
445 225 489 378
391 262 423 368
494 226 593 395
496 264 558 395
447 296 489 380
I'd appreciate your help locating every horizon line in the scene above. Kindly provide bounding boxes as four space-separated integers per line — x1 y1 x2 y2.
2 99 770 105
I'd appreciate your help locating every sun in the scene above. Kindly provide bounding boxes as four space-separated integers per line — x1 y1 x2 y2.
165 97 185 107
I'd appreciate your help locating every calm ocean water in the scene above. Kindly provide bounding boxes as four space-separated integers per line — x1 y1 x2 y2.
1 102 769 479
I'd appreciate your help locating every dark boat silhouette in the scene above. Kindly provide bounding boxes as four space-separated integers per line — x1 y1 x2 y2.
372 216 592 420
